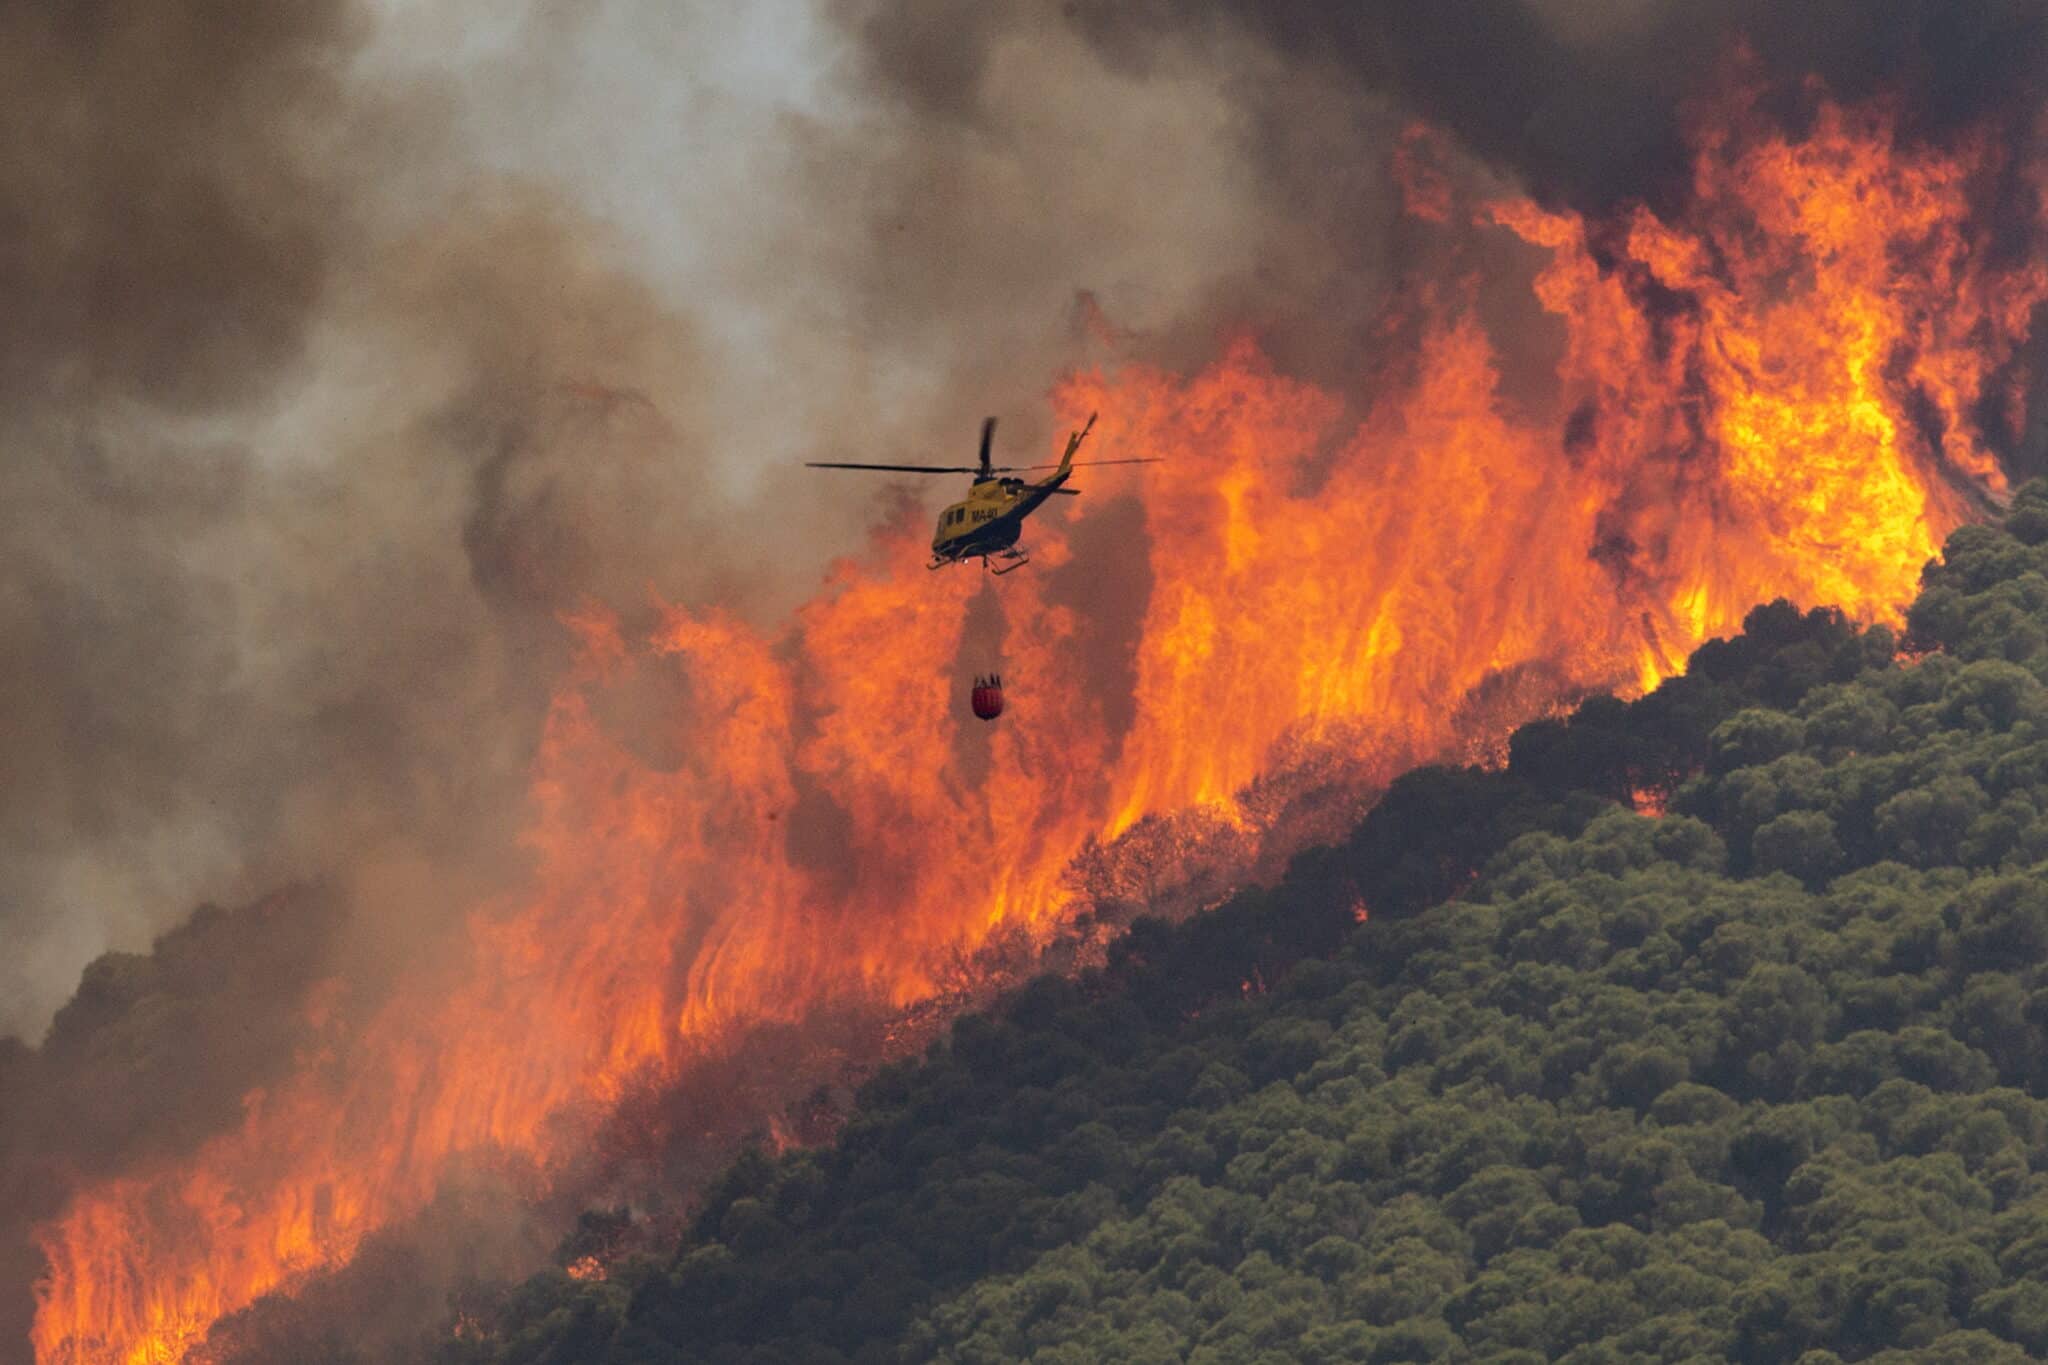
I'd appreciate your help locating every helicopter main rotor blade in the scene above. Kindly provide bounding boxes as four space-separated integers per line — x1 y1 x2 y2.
805 462 984 474
992 457 1164 472
979 417 996 478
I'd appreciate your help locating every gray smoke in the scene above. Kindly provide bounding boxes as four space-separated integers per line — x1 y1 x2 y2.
0 0 1404 1046
0 0 375 1038
1042 0 2048 214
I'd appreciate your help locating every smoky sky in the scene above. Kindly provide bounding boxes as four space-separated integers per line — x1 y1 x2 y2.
850 0 2048 217
0 0 730 1045
0 0 360 1031
0 0 1400 1047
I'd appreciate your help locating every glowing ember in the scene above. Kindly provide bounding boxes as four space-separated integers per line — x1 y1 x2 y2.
30 81 2047 1364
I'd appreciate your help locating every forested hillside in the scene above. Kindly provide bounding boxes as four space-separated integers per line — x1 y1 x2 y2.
438 483 2048 1364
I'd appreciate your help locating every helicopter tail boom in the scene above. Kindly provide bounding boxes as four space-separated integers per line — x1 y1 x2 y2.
1052 412 1098 482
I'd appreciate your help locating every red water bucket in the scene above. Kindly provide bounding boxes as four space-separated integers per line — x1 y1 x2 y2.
970 674 1004 721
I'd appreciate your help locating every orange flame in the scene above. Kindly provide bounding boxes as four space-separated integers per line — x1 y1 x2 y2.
30 82 2048 1363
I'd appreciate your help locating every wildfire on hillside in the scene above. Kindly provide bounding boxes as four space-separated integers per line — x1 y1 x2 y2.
29 73 2048 1365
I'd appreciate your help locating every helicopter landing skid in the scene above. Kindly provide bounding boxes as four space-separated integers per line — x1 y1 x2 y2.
990 552 1030 576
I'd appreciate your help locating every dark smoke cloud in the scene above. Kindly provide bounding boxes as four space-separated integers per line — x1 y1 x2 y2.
0 0 356 412
0 0 364 1038
0 7 771 1045
813 0 1418 398
849 0 2048 218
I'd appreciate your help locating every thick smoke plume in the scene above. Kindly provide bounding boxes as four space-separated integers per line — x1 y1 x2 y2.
1042 0 2048 215
0 0 356 1033
0 0 1361 1044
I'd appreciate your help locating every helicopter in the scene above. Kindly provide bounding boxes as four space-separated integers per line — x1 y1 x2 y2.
807 413 1155 574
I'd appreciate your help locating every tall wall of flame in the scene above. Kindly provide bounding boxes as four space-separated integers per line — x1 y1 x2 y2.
28 84 2048 1364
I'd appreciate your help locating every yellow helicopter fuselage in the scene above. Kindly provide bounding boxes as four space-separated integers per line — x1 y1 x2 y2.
932 479 1032 557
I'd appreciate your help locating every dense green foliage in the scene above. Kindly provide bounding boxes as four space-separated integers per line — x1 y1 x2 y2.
445 483 2048 1364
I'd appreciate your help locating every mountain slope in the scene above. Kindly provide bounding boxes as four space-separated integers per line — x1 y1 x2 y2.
438 483 2048 1365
